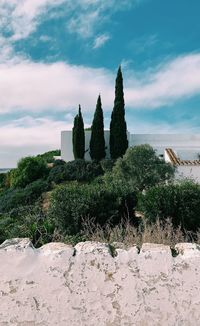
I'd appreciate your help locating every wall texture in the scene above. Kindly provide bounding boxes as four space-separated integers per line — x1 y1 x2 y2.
0 239 200 326
61 130 112 161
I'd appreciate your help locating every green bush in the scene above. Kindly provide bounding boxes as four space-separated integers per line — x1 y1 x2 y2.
140 181 200 232
0 206 54 247
0 179 49 213
10 156 49 188
48 181 137 235
36 150 61 163
100 159 115 172
0 173 6 190
112 145 175 191
48 159 103 184
53 159 66 167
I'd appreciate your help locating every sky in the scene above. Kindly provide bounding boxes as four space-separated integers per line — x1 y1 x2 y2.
1 0 200 167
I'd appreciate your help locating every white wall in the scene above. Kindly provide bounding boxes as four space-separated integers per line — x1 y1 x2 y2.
130 134 200 157
61 130 111 161
176 166 200 183
1 238 200 326
61 131 200 183
61 130 74 162
61 130 130 161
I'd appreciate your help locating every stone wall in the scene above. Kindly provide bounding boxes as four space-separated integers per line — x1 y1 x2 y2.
0 239 200 326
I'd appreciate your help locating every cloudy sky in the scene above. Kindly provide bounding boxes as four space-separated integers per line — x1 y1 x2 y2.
1 0 200 167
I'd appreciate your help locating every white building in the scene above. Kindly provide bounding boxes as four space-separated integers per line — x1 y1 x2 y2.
61 131 200 183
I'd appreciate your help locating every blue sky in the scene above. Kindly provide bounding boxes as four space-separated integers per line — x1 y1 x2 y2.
0 0 200 167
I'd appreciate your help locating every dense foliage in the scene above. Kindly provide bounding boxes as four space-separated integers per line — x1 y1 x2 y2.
10 156 48 188
90 95 106 161
140 181 200 232
72 105 85 159
36 150 61 163
0 179 49 213
110 66 128 159
112 145 175 191
48 159 103 184
49 181 137 235
0 206 54 247
0 173 6 190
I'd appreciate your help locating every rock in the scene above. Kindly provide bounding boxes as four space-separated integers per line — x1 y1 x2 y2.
0 238 34 251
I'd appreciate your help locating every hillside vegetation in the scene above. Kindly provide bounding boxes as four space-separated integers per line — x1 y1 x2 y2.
0 145 200 248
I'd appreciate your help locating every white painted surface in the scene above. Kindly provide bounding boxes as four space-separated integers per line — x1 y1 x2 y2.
1 238 200 325
62 132 200 161
61 130 130 161
61 131 200 183
176 166 200 183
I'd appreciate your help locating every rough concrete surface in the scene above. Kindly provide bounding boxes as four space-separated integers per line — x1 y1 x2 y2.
0 239 200 326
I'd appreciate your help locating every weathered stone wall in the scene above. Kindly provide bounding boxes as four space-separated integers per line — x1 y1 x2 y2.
0 239 200 326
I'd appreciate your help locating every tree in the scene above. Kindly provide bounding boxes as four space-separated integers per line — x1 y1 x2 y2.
140 181 200 232
112 144 175 191
10 156 48 188
110 66 128 159
49 181 137 235
72 105 85 159
90 95 106 161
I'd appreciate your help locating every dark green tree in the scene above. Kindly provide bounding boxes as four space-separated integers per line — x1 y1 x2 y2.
90 95 106 161
112 144 175 191
10 156 48 188
110 66 128 159
72 105 85 159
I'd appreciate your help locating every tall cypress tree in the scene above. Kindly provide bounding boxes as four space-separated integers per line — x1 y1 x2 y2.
72 105 85 159
110 66 128 159
90 95 106 161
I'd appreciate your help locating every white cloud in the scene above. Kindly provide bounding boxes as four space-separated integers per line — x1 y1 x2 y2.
1 54 200 114
125 53 200 108
0 0 66 41
0 117 69 167
93 34 110 49
0 60 114 113
0 0 138 62
0 0 135 43
66 0 136 38
0 114 198 168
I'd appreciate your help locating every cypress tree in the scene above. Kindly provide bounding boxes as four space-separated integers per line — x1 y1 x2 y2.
90 95 106 161
110 66 128 159
72 105 85 159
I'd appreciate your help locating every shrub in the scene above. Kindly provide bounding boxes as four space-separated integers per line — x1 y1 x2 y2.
140 181 200 232
36 150 61 163
100 159 115 172
10 156 49 188
53 159 66 167
48 159 103 184
25 179 50 201
48 181 137 235
0 173 6 190
0 206 54 247
0 179 49 213
112 145 175 191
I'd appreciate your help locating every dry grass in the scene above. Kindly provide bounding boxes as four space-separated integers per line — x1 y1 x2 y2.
81 218 197 248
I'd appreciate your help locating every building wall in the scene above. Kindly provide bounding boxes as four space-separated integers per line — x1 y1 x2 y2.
62 131 200 161
61 131 200 183
61 131 74 162
61 130 130 161
130 134 200 158
176 166 200 183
